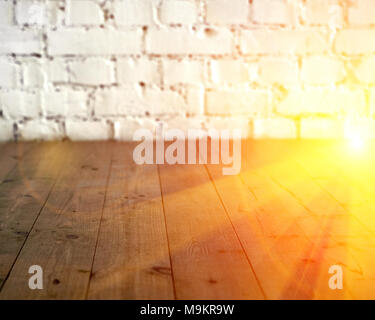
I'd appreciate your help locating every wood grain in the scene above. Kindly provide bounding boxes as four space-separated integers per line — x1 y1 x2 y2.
0 142 112 299
0 142 67 291
0 143 34 183
87 142 174 300
159 162 264 299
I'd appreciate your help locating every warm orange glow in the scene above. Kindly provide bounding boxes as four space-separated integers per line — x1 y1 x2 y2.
344 119 369 152
348 134 365 150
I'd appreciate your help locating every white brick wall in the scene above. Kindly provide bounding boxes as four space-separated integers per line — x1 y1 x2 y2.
206 0 249 25
16 0 47 26
254 119 296 139
210 60 253 84
113 0 154 26
48 29 142 55
68 58 114 85
0 59 19 88
44 90 88 117
0 0 14 26
1 91 41 118
206 89 268 116
252 0 296 26
117 58 160 84
23 61 47 88
146 28 233 54
160 0 197 25
301 56 345 85
240 30 328 55
66 0 104 26
0 29 41 54
258 58 299 85
304 0 343 26
164 60 204 84
348 0 375 26
0 0 374 140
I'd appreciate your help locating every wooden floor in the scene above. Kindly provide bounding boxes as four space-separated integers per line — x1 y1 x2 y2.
0 140 375 300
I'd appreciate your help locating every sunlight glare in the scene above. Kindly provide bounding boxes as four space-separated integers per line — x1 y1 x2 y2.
348 134 365 150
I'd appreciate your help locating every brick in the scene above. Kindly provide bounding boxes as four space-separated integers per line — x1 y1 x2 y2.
254 118 296 138
18 120 63 140
186 85 204 115
241 30 328 55
66 120 112 140
23 62 47 88
43 90 88 117
210 60 252 84
1 91 41 118
95 87 189 117
252 0 296 26
142 88 188 115
160 0 197 25
0 0 14 26
46 59 68 82
114 118 158 140
0 29 42 54
300 119 344 138
94 87 142 116
48 29 142 55
160 117 205 136
206 0 249 25
206 117 252 137
0 119 14 141
301 56 346 85
47 0 64 26
335 30 375 55
0 59 19 88
67 0 104 25
117 58 160 84
163 60 203 84
206 89 268 116
348 0 375 26
16 0 47 25
146 28 233 54
305 0 343 26
113 0 154 26
276 88 366 116
355 56 375 84
258 58 299 85
69 58 114 85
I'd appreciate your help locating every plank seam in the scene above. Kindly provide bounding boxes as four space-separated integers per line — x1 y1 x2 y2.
204 164 268 300
157 164 178 300
85 144 114 300
0 143 66 292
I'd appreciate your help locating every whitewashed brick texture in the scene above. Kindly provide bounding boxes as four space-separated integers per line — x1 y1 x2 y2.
66 0 104 26
348 0 375 26
0 0 14 26
0 0 374 140
160 0 197 25
206 0 249 25
304 0 343 26
252 0 296 26
0 59 19 88
69 59 114 85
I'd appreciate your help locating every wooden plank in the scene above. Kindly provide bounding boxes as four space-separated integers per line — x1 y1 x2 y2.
87 142 174 300
0 143 34 183
0 142 68 291
294 141 375 299
159 162 264 300
0 142 112 299
248 141 361 299
206 140 354 299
